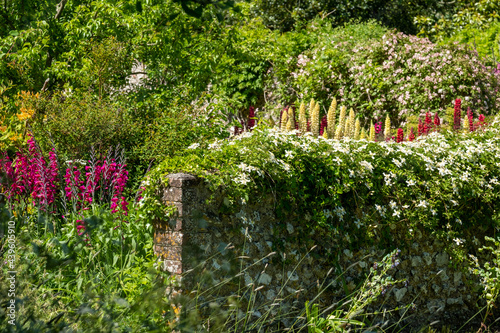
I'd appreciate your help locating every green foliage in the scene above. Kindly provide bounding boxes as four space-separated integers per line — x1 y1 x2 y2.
440 21 500 65
305 250 404 332
251 0 457 34
0 202 173 332
137 99 228 164
30 92 142 162
471 236 500 323
265 20 388 116
415 0 500 42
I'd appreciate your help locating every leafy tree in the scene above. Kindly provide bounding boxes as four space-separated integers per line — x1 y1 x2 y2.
251 0 447 34
415 0 500 41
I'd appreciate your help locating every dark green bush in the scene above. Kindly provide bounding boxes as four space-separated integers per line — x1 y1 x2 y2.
251 0 451 34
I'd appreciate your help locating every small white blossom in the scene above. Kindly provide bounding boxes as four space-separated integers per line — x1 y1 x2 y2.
208 142 221 150
392 158 403 168
359 161 374 172
417 200 428 208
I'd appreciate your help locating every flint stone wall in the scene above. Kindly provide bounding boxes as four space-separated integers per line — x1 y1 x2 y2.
153 173 495 329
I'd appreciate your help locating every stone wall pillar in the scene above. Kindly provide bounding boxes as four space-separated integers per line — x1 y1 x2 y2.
153 173 199 276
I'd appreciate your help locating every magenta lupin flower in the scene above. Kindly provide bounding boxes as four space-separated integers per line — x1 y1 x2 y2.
454 99 462 131
64 165 84 205
109 162 129 214
396 128 404 143
418 118 424 136
26 134 53 208
424 112 432 135
434 112 440 129
75 219 86 236
120 196 129 216
247 106 256 130
467 107 474 132
46 149 59 205
319 115 327 136
478 114 486 127
408 127 415 141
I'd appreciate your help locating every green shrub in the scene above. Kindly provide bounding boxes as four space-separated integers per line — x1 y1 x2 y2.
441 22 500 65
251 0 449 34
415 0 500 42
29 92 140 158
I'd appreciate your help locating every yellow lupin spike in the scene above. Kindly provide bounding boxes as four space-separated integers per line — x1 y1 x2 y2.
463 116 469 134
288 106 295 126
334 124 341 140
323 130 328 138
335 105 346 139
327 98 337 138
281 109 289 132
348 108 355 138
354 118 361 140
384 115 391 139
344 114 350 138
369 121 376 141
311 102 320 137
298 102 307 134
286 113 295 132
309 99 316 118
360 128 367 140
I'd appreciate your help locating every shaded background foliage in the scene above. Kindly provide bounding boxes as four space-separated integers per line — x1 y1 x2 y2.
2 0 500 330
0 0 500 185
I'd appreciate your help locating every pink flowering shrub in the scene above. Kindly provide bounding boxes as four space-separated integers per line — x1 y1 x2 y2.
270 24 500 126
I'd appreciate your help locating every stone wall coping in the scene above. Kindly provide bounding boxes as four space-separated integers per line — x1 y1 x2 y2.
166 173 199 187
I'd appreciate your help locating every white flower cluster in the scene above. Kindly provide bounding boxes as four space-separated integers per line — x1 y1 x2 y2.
179 119 500 233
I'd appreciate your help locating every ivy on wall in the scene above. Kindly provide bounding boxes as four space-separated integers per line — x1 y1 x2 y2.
140 120 500 261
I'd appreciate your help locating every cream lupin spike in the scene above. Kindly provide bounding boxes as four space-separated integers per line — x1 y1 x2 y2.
327 98 337 138
354 118 360 140
463 116 469 134
334 124 342 140
309 99 315 117
360 128 366 140
369 121 376 141
311 102 320 137
384 115 391 140
286 113 295 132
288 106 295 128
281 109 288 132
348 108 355 137
335 105 346 139
298 102 307 134
344 114 350 138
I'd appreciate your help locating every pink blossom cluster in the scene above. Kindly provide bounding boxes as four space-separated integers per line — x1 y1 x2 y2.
0 135 131 236
0 135 58 209
64 158 129 215
110 163 129 215
287 30 500 126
